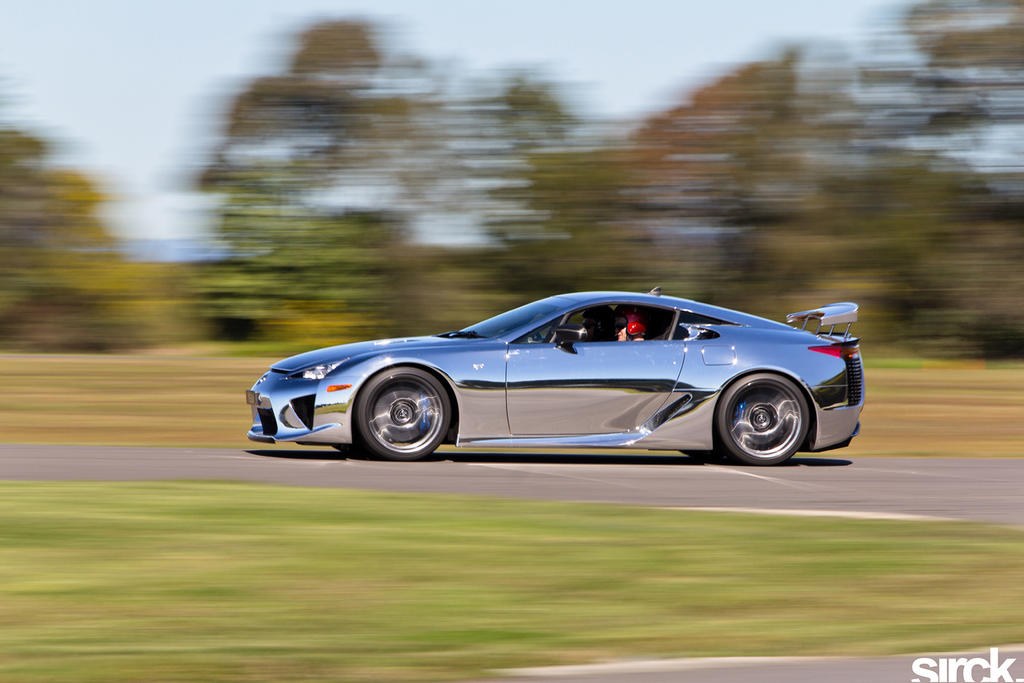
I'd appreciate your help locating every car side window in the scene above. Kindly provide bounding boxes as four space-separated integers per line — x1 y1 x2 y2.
671 311 734 340
563 309 616 342
564 304 676 342
615 305 675 341
512 318 561 344
513 304 687 344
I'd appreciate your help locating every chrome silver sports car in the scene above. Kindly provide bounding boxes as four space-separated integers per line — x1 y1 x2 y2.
246 291 863 465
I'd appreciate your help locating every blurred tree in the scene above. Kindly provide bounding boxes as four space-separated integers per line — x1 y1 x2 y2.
470 75 656 300
474 73 582 244
0 121 185 350
854 0 1024 354
629 49 862 312
198 20 434 343
629 24 1024 357
906 0 1024 127
491 146 650 296
198 30 662 341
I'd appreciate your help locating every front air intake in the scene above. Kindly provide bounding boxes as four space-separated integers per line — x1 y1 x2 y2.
257 408 278 437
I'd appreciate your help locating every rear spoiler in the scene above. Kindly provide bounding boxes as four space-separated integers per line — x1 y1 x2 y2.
786 302 858 339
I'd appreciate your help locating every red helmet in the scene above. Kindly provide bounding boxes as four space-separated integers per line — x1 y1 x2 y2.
615 306 648 337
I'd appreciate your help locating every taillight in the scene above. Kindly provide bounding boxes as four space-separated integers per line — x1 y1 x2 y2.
809 345 859 360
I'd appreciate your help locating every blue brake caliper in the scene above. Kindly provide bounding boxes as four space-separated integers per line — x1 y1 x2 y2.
734 401 746 425
419 392 430 431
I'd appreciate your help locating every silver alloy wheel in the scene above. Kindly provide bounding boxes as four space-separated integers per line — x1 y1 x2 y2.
366 379 443 454
726 381 803 459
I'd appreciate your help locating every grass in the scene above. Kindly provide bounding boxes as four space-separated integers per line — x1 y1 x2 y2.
1 482 1023 681
855 366 1024 457
0 354 1021 456
0 354 260 449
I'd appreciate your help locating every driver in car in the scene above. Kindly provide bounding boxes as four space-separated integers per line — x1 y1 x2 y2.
615 306 647 342
581 305 614 342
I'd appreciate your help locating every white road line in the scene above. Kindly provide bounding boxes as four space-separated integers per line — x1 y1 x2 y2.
850 466 965 479
461 461 825 491
225 455 338 465
659 506 957 522
501 655 842 677
500 646 1024 678
703 464 824 490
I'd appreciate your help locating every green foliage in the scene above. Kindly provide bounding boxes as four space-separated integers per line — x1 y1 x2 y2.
0 121 190 351
628 33 1024 355
195 208 400 344
197 21 435 343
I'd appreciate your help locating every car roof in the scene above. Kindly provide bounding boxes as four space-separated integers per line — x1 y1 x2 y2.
557 291 692 308
552 291 792 330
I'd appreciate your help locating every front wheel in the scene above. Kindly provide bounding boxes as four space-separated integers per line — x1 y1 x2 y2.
355 367 451 461
715 373 809 466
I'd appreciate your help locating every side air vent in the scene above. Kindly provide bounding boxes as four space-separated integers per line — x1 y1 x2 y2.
291 395 316 430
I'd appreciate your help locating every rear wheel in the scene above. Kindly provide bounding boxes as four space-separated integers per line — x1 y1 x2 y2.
715 373 809 466
355 368 450 461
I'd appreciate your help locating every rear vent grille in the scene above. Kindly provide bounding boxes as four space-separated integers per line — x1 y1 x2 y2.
291 395 316 430
257 408 278 437
845 357 863 406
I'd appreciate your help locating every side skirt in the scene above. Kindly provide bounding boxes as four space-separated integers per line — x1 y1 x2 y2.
456 432 648 449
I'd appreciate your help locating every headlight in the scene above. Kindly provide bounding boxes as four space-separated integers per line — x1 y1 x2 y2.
293 360 343 380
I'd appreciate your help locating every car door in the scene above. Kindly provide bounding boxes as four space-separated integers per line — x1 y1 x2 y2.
505 339 685 436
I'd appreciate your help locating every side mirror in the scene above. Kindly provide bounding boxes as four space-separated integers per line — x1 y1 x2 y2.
553 323 587 353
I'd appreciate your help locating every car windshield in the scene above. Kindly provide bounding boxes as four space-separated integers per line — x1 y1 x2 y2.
456 298 567 339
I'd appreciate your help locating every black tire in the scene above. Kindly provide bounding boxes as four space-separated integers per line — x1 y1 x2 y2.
354 367 451 461
715 373 809 466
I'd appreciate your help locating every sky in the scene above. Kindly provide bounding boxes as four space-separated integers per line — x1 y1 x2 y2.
1 0 902 249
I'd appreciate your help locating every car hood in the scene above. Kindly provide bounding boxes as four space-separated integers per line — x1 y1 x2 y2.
270 335 472 373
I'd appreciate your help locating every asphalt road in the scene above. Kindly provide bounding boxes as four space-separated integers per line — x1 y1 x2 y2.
1 444 1022 524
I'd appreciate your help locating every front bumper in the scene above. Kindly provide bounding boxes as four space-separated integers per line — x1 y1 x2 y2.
245 370 356 445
